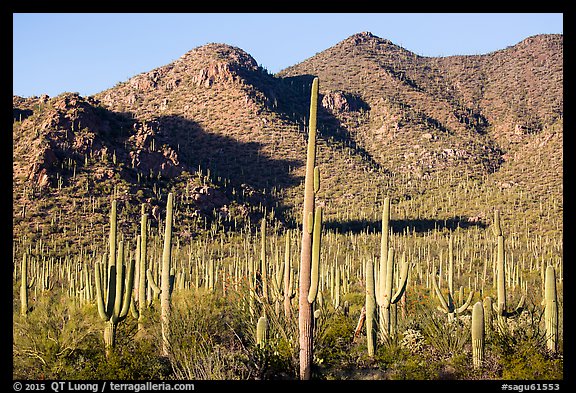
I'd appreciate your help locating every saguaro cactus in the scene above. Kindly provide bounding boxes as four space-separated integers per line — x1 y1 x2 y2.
20 253 35 316
95 236 135 357
543 265 558 353
145 193 175 356
492 211 524 330
377 197 391 300
259 216 269 302
131 204 149 332
299 77 323 380
283 233 296 319
272 244 285 317
483 296 494 331
432 234 474 320
365 259 377 356
256 315 269 347
375 198 409 340
332 264 341 309
377 248 409 340
471 301 485 369
160 193 174 356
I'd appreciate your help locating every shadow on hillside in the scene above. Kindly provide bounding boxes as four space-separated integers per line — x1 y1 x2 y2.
323 216 487 235
13 108 34 122
153 114 301 188
275 74 384 172
142 114 302 222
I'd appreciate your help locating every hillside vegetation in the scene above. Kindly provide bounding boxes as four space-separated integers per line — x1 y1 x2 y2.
12 32 562 381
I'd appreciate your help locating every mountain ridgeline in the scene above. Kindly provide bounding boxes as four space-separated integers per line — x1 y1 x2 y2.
13 32 563 246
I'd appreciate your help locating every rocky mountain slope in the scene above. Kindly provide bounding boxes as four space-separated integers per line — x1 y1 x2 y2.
12 32 563 247
279 32 562 179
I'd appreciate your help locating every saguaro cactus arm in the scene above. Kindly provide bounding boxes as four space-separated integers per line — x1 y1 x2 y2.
307 206 322 304
112 243 126 323
432 234 474 315
95 245 135 325
432 272 451 313
94 262 111 321
455 290 475 314
147 269 162 295
119 258 135 320
391 251 409 304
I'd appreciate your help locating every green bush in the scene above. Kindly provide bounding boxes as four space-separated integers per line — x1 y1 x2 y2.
13 291 101 379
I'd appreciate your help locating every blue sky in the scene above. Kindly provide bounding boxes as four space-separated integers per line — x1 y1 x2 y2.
13 13 563 98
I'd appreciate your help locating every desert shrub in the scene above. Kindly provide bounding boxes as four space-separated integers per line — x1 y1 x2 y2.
419 308 471 357
314 311 356 368
75 328 169 380
167 287 297 380
166 289 248 379
13 291 101 379
374 337 441 380
489 307 563 380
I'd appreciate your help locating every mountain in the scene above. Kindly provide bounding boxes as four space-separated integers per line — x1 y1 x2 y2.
279 32 562 181
278 32 563 232
12 32 563 247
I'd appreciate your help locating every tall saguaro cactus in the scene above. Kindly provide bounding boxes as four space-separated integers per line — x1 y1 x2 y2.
138 205 148 328
160 192 174 357
259 216 269 302
283 233 296 319
95 242 135 356
492 210 524 330
365 259 377 356
377 248 409 340
377 197 391 303
146 193 175 356
95 202 135 357
432 234 474 320
131 204 149 332
299 77 323 380
543 265 558 353
375 198 409 340
20 253 35 316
